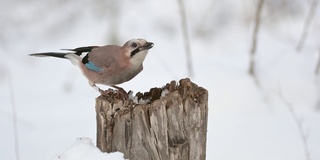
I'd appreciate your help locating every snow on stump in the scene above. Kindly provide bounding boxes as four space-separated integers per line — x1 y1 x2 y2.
95 78 208 160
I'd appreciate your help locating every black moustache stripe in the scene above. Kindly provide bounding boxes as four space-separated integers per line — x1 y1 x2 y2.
130 48 141 58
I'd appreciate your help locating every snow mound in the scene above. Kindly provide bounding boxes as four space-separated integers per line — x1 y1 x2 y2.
52 137 125 160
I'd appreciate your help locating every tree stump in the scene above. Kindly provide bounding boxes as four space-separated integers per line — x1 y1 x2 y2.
95 78 208 160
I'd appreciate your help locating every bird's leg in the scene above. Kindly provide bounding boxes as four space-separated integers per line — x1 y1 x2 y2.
111 85 129 100
93 85 103 93
89 81 110 96
89 81 128 99
89 81 101 92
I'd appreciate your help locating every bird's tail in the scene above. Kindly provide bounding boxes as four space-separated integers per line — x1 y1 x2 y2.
29 52 68 59
30 52 82 66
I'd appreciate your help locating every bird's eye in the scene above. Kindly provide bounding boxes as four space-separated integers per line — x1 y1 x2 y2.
131 42 138 48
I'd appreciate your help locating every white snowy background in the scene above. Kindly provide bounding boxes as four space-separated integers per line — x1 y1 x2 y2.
1 0 320 160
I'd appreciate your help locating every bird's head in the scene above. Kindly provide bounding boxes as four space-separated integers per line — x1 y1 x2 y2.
123 39 154 66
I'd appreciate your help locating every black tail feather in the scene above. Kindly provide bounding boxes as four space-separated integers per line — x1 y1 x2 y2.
29 52 68 59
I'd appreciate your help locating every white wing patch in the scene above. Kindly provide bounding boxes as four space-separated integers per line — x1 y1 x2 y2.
64 53 82 66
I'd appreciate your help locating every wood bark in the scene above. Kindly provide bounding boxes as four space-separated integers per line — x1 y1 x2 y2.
95 78 208 160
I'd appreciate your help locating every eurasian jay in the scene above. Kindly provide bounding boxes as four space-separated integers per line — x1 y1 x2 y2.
30 39 154 96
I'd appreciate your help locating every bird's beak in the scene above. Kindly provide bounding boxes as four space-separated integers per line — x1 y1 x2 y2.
140 42 154 50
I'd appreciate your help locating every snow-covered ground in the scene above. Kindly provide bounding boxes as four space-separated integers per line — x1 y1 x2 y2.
51 138 125 160
1 0 320 159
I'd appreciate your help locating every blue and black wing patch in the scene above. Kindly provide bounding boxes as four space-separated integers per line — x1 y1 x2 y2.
84 61 102 72
82 52 102 72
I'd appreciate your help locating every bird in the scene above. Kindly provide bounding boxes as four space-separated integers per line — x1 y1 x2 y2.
30 38 154 97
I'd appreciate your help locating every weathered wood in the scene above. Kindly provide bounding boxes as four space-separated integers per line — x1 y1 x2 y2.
96 78 208 160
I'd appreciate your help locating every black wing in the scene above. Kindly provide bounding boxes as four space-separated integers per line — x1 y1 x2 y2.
61 46 100 56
